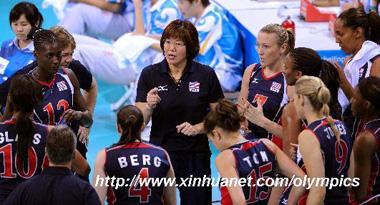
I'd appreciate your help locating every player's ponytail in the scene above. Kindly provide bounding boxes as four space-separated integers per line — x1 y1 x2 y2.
338 8 380 44
295 76 331 116
9 75 42 166
114 105 144 146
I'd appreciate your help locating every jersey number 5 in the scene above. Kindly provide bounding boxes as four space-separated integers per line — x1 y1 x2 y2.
247 162 273 203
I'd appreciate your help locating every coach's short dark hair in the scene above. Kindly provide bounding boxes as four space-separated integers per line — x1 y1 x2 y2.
46 125 76 165
160 19 199 61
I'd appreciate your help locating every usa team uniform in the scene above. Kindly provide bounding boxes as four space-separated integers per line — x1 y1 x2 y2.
220 140 276 205
0 119 48 203
104 142 171 205
29 68 74 126
281 118 353 205
247 64 287 139
351 119 380 204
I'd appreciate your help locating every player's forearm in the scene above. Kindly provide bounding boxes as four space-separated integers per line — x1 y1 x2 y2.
134 4 145 34
262 118 283 138
339 75 354 101
84 80 98 114
80 110 93 128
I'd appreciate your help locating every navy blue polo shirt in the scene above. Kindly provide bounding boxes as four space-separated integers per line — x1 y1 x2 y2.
3 167 101 205
136 59 224 152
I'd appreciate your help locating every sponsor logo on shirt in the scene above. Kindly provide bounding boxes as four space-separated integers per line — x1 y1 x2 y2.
158 85 168 92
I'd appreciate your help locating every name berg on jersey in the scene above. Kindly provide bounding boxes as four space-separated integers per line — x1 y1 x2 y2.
242 151 270 168
0 131 42 144
118 154 162 168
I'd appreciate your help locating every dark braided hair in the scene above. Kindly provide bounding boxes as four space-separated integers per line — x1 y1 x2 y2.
9 75 42 167
31 29 60 52
289 47 341 119
113 105 144 147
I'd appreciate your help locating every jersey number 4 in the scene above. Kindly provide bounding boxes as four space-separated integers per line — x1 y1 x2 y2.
0 144 38 179
129 168 152 203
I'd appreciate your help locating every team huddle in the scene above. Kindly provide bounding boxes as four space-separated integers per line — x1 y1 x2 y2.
1 0 380 205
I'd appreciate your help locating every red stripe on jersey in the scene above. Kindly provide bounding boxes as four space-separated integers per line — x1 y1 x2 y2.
35 74 57 88
2 118 16 125
240 141 259 151
107 142 156 152
220 186 233 205
260 68 282 81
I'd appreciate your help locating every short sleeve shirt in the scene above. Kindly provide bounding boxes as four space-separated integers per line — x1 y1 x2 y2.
136 59 224 152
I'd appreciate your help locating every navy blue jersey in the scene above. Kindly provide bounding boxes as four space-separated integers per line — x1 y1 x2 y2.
360 119 380 204
280 118 352 205
221 141 276 205
105 142 171 205
247 64 287 139
0 119 48 202
30 69 74 125
304 118 352 204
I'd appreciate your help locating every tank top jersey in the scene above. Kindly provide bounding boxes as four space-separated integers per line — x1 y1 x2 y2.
247 64 288 139
29 68 74 125
220 140 276 205
105 142 171 205
281 118 353 205
351 119 380 204
0 119 48 202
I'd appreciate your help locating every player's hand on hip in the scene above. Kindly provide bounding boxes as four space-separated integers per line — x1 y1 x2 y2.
176 122 199 136
146 87 161 110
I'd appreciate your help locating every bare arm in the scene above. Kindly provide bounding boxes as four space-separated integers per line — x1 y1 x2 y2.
133 0 145 34
163 154 176 205
281 102 301 156
92 149 107 205
238 64 255 101
66 69 93 128
299 130 326 205
353 131 376 201
72 149 91 177
215 150 246 205
261 139 306 205
333 62 354 102
82 77 98 114
239 99 283 137
74 0 123 13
